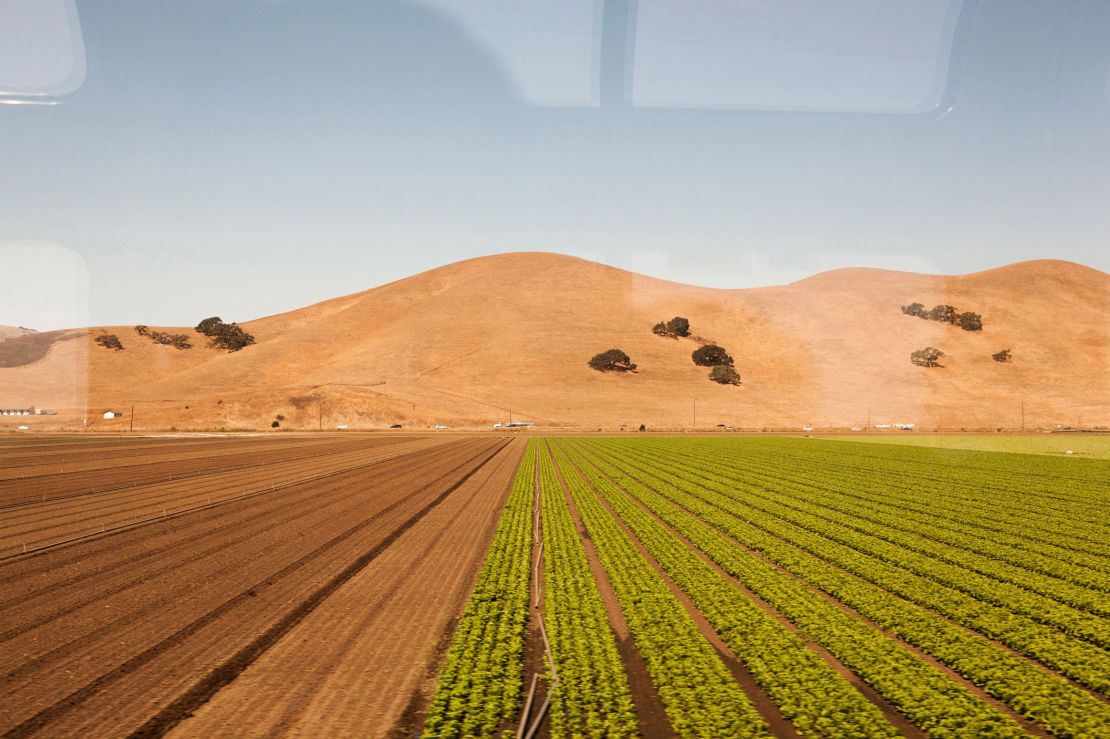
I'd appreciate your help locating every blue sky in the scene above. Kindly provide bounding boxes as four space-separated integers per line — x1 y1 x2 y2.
2 0 1108 330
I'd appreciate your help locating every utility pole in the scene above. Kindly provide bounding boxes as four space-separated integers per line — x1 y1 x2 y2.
130 404 134 433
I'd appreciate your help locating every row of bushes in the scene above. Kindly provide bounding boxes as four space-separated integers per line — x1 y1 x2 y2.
96 318 256 353
135 325 192 349
901 303 982 331
912 347 1013 367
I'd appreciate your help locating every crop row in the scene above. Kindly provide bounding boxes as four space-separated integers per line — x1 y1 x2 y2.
723 440 1109 550
598 439 1110 691
555 441 905 737
632 440 1110 646
582 438 1110 736
422 442 537 738
706 441 1110 584
546 442 771 737
565 440 1030 737
536 443 638 736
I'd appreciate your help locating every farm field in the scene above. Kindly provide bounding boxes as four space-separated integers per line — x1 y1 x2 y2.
428 436 1110 738
1 433 1107 738
0 433 523 737
820 433 1110 459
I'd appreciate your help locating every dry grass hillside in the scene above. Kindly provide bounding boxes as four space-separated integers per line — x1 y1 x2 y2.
1 253 1106 430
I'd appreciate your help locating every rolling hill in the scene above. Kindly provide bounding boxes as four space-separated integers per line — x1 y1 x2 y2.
1 253 1106 430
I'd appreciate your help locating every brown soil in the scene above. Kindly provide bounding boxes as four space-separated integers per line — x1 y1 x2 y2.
0 435 510 737
168 439 524 737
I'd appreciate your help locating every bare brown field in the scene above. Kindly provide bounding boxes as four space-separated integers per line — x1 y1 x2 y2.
0 434 520 737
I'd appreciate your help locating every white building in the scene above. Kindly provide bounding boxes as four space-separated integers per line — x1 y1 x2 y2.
103 410 122 419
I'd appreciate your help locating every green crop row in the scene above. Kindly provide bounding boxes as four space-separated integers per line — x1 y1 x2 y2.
423 441 537 739
565 440 1030 737
584 438 1110 737
709 439 1109 557
546 442 771 737
692 443 1110 597
536 443 638 737
638 441 1110 648
554 441 903 738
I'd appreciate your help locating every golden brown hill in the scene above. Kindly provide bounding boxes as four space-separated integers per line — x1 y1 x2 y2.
1 253 1106 430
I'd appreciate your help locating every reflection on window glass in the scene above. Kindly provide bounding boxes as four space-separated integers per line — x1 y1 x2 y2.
632 0 963 113
417 0 600 106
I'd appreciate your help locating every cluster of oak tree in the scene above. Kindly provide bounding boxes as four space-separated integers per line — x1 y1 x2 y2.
900 302 1012 368
96 318 256 353
588 317 741 385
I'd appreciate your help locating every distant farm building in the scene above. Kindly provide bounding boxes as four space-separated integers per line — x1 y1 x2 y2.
1 408 34 416
103 410 123 419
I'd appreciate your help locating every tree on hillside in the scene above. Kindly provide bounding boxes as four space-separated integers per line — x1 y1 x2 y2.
196 316 224 335
709 365 741 385
992 348 1012 363
588 349 637 372
901 303 927 318
692 344 733 367
196 316 255 352
956 311 982 331
95 334 123 351
651 316 691 338
928 304 957 324
666 317 690 337
910 347 944 367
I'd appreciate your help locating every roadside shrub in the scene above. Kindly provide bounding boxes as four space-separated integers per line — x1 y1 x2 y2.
96 334 123 351
588 349 637 372
910 346 944 367
638 423 646 432
692 344 733 367
992 348 1012 363
709 365 742 385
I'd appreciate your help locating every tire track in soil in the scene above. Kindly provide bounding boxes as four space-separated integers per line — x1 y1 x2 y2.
126 439 509 739
174 439 524 737
0 439 445 590
0 439 503 737
1 439 490 700
0 440 464 646
0 438 448 557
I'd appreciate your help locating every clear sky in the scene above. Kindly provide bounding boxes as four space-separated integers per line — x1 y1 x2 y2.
2 0 1108 330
